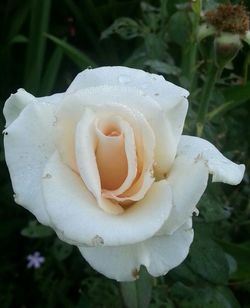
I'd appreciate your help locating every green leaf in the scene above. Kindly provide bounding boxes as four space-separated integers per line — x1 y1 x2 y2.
45 33 96 69
52 238 73 261
145 60 180 76
21 220 54 238
24 0 51 94
169 263 198 285
217 241 250 281
120 266 153 308
198 194 231 222
40 46 63 94
187 226 229 284
168 11 191 47
9 35 28 44
7 4 29 41
171 283 240 308
208 82 250 119
101 17 141 40
223 82 250 103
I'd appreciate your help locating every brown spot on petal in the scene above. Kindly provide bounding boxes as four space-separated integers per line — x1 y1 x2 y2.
92 235 104 246
42 173 52 179
132 268 140 279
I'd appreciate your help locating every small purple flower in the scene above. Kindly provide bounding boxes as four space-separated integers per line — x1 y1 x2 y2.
26 251 45 269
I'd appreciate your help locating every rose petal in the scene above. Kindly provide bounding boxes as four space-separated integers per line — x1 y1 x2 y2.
66 66 189 110
4 101 57 225
95 115 138 196
4 89 35 127
95 117 128 190
102 109 155 202
42 151 173 246
66 66 189 176
179 136 245 185
158 157 208 235
159 135 245 235
75 109 124 214
56 88 156 201
78 219 193 281
3 88 63 128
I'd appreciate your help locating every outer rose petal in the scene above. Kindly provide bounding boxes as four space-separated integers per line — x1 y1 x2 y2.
158 158 208 235
66 67 189 176
42 152 172 246
3 89 35 127
179 136 245 185
78 219 193 281
159 135 245 235
4 89 64 128
4 101 57 225
66 66 189 110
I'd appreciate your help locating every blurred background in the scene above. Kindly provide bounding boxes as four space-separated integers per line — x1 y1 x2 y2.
0 0 249 307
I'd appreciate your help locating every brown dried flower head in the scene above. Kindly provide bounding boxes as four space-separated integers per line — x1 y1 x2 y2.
205 4 249 34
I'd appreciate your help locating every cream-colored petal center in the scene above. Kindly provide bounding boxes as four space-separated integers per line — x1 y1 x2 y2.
95 118 128 190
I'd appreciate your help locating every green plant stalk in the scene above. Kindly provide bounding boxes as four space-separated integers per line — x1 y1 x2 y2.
196 63 222 137
189 44 198 93
120 267 153 308
243 51 250 84
181 7 199 92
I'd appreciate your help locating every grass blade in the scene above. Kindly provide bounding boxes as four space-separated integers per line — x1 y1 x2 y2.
24 0 51 94
40 47 63 95
45 33 96 69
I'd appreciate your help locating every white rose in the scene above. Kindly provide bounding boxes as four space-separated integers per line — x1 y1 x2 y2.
3 66 245 281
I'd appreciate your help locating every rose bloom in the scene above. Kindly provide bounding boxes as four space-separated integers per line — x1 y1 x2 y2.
3 67 245 281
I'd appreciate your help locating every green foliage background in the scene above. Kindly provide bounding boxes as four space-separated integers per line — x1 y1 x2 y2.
0 0 249 307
